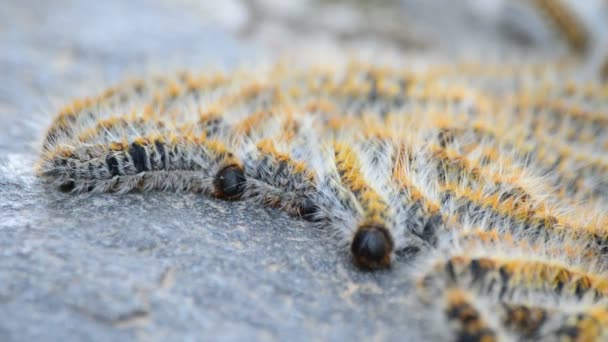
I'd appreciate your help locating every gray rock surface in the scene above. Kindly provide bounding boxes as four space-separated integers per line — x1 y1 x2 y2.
0 154 421 341
0 1 426 341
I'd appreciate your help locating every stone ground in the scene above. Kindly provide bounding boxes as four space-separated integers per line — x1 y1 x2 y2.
1 0 605 341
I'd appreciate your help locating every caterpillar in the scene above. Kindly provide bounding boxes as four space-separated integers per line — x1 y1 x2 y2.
499 299 608 341
38 39 608 342
422 282 608 341
39 58 608 265
412 226 608 340
40 130 246 197
439 287 504 342
420 252 608 302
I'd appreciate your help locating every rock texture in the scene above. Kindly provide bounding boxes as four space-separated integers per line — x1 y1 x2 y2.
0 153 422 340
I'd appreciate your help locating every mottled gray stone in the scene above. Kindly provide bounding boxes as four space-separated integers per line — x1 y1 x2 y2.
0 1 427 341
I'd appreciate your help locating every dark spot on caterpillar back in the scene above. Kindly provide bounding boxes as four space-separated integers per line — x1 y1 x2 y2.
555 325 579 339
421 214 442 246
58 181 75 192
154 140 167 170
129 142 149 173
395 246 420 259
299 198 320 222
573 278 590 298
351 225 394 270
469 259 490 284
503 304 547 339
445 259 457 282
214 165 246 200
106 154 120 177
437 128 455 147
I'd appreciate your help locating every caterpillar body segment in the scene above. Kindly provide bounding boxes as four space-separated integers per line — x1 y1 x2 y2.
434 118 607 204
239 138 319 219
451 287 608 341
414 230 608 339
497 301 555 340
442 288 503 342
506 98 608 165
546 81 608 107
330 142 395 269
439 291 598 342
419 249 608 303
442 289 608 341
43 81 146 147
422 145 584 249
43 74 198 148
389 143 445 254
499 300 608 341
553 306 608 342
422 279 608 342
228 109 327 219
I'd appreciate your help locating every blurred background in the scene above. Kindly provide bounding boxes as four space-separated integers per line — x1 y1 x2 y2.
2 0 607 116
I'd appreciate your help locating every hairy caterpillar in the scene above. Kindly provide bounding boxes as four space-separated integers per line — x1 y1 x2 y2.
424 283 608 341
440 287 503 342
39 58 608 265
38 53 608 340
499 299 608 341
412 228 608 340
420 252 608 301
41 130 246 197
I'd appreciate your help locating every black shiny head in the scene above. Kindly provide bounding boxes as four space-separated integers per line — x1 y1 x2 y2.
213 165 246 200
351 225 394 270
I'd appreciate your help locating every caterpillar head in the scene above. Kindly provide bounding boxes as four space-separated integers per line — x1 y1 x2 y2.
351 224 394 270
214 165 246 200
